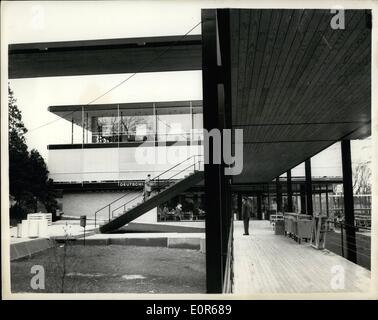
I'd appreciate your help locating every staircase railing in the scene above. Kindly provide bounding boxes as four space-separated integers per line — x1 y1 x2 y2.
94 188 138 227
111 156 204 217
94 154 204 227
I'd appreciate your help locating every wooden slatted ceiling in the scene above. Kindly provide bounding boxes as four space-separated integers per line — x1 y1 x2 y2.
230 9 371 183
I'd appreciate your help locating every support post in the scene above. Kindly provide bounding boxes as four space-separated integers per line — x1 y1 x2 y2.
218 7 233 288
257 193 262 220
276 178 282 213
202 9 223 293
287 170 293 212
325 184 329 216
153 102 158 144
318 185 322 214
190 101 194 142
341 140 357 263
237 193 242 220
305 159 313 215
71 117 74 144
300 184 306 214
82 106 85 146
202 8 233 293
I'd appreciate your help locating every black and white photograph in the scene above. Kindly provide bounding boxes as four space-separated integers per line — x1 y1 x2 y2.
1 0 376 300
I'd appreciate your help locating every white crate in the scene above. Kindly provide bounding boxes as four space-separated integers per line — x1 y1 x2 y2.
27 213 52 226
21 220 29 238
38 219 49 238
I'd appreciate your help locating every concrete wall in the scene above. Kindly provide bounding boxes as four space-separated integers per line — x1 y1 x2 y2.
62 192 157 223
49 145 203 182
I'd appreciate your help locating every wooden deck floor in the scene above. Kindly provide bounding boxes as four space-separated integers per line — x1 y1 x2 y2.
233 221 371 295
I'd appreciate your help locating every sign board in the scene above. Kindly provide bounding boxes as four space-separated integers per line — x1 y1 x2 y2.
80 215 87 228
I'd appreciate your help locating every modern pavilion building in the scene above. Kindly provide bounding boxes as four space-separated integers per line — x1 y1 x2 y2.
46 100 204 222
9 8 372 294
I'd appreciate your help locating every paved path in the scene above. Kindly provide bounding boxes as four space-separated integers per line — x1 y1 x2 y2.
10 221 96 244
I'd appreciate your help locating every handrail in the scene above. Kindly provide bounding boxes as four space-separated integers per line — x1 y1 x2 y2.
94 188 136 215
95 155 200 214
328 219 371 231
223 218 234 293
111 192 144 217
150 154 203 182
110 158 203 217
94 154 203 227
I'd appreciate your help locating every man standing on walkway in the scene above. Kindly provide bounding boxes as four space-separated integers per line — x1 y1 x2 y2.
242 196 251 235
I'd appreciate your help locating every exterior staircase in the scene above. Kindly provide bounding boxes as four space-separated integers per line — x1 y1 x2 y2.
94 155 204 233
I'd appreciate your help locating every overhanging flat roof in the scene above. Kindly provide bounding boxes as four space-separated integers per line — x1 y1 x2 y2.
9 35 202 78
49 100 203 127
230 9 371 183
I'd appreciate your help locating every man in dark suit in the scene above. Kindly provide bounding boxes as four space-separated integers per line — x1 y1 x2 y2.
242 196 251 235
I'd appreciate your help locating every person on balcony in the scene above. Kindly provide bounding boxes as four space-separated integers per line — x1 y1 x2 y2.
144 174 152 201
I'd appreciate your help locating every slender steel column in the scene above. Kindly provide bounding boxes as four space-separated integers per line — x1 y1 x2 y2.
318 185 323 214
82 106 84 146
237 192 242 220
305 159 313 215
202 9 223 293
341 140 357 263
257 193 262 220
71 117 74 144
190 101 194 142
325 184 329 216
202 8 233 293
153 102 158 145
300 183 306 214
276 178 282 212
218 7 233 285
287 170 293 212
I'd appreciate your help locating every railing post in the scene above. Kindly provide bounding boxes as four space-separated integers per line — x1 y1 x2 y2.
95 212 97 228
108 206 111 222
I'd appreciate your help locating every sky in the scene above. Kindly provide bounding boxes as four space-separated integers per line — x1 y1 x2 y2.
3 1 372 178
4 1 203 160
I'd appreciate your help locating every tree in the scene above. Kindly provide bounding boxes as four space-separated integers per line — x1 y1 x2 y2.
8 85 58 222
353 161 371 195
9 86 31 210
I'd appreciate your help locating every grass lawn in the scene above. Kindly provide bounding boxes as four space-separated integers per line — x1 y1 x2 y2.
11 244 206 293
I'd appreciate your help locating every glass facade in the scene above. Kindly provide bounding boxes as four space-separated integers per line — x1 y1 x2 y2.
60 102 204 145
91 114 155 143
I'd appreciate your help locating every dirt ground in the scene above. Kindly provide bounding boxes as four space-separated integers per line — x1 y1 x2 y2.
11 244 206 293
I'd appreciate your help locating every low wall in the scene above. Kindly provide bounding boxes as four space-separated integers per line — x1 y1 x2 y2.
10 238 54 261
75 236 205 250
62 192 157 223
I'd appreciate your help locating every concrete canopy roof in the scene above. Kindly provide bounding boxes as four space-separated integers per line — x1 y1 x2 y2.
8 35 202 78
230 9 371 183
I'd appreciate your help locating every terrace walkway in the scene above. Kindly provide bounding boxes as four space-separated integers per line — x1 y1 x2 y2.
233 221 371 295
